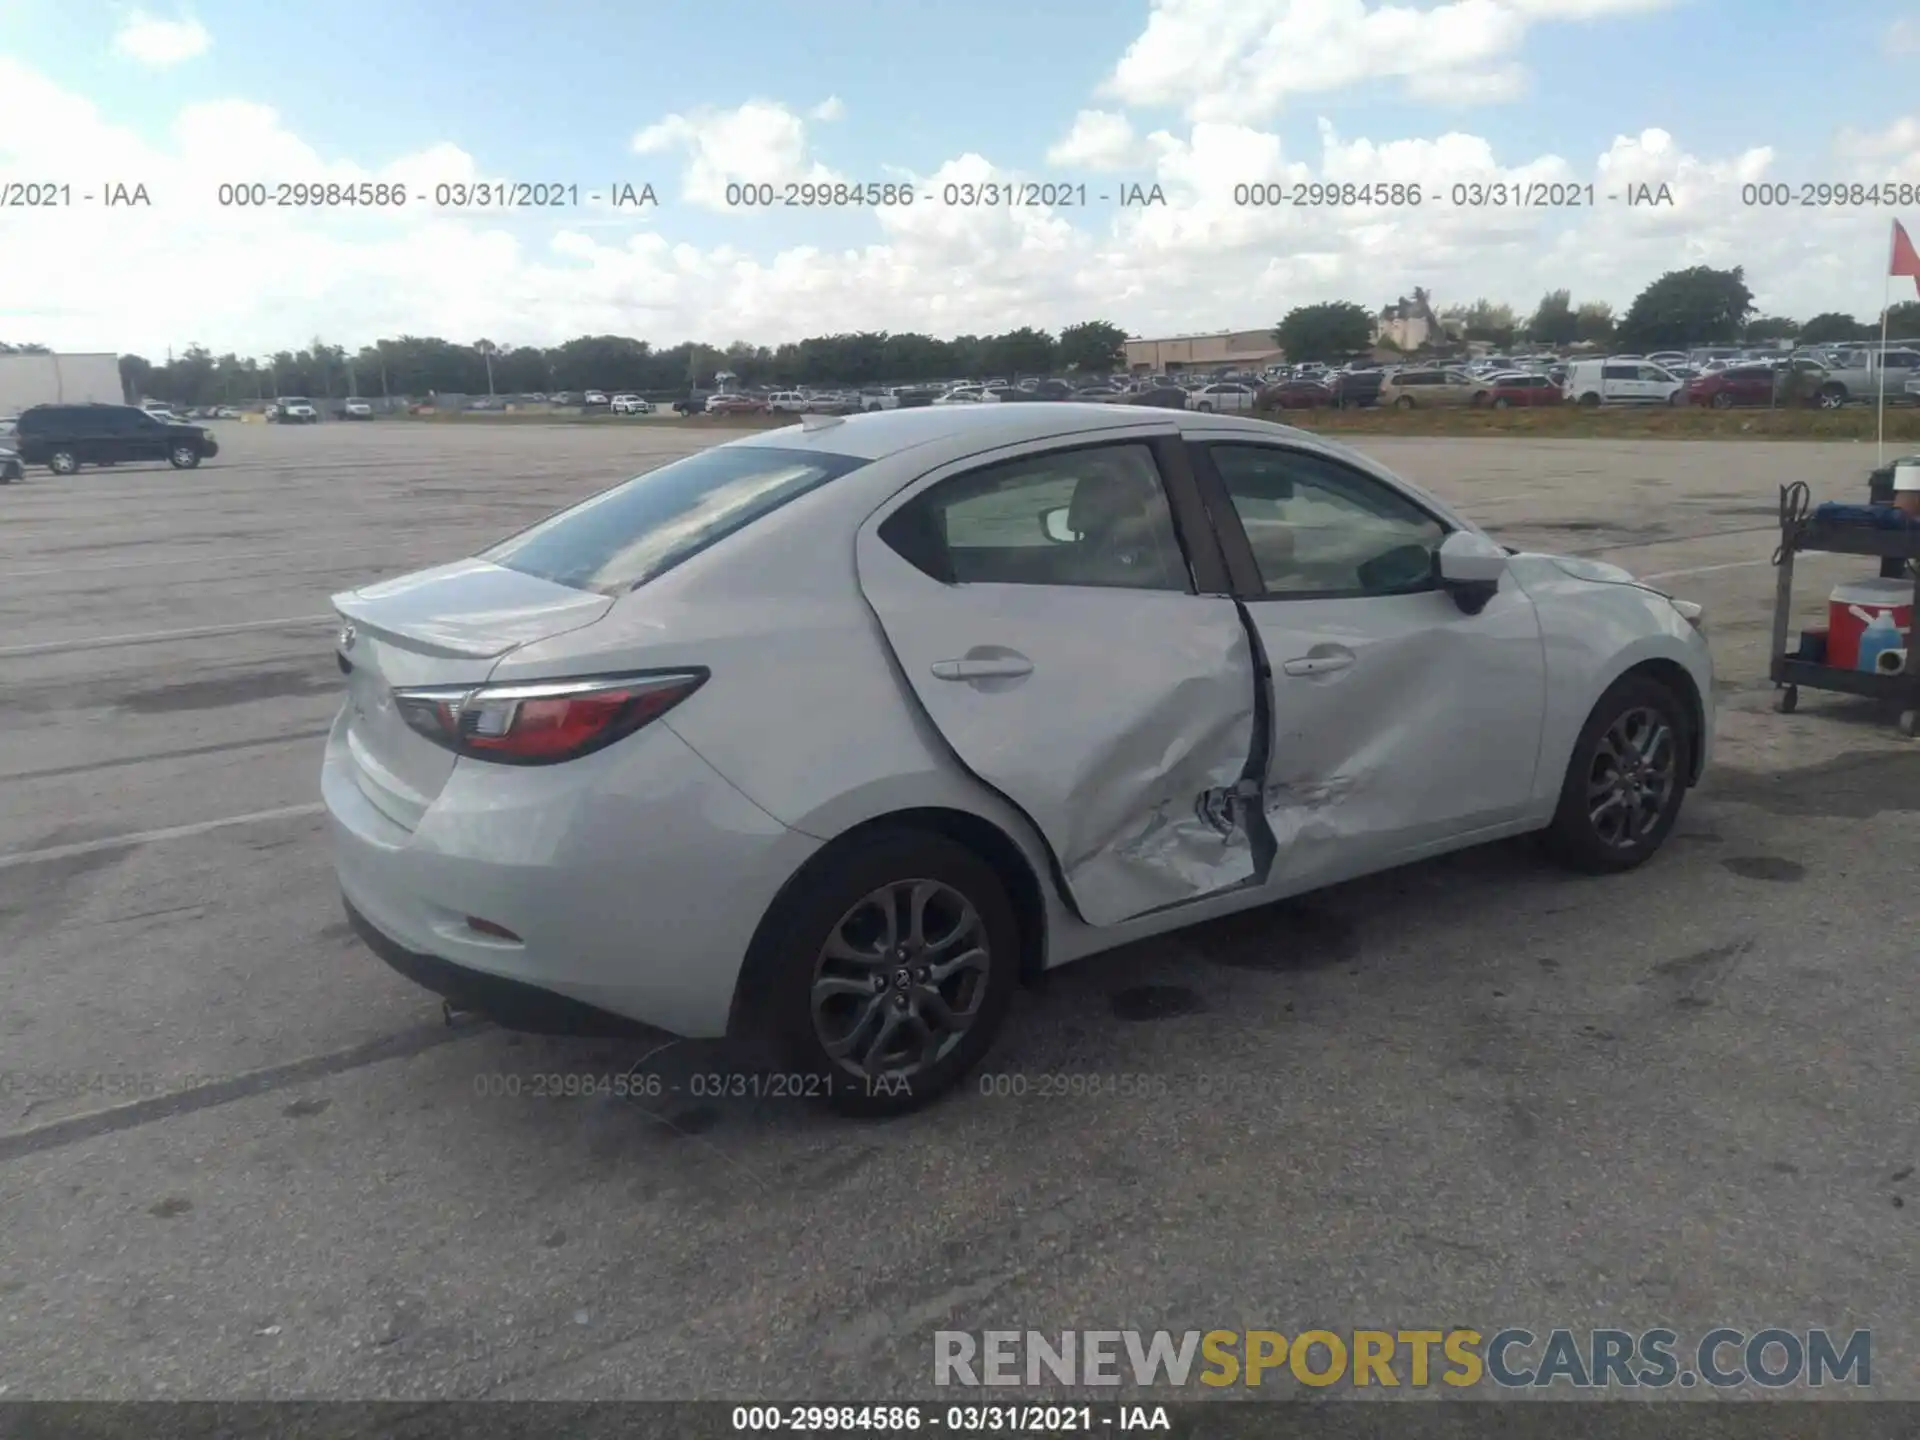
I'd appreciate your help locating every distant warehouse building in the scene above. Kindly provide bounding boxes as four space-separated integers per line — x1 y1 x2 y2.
0 352 126 413
1123 329 1284 374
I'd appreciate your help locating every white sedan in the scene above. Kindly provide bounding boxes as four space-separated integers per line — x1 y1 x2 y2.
326 404 1713 1115
1189 382 1258 413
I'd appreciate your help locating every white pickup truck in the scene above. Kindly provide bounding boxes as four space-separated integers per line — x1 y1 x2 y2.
1811 348 1920 409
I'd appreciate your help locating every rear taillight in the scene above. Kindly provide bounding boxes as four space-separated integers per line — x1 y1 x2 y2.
392 671 706 765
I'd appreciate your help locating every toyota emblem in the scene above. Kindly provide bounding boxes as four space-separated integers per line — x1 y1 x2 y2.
339 622 357 651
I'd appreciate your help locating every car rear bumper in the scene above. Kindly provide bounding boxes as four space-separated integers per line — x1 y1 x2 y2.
343 898 658 1036
323 708 821 1039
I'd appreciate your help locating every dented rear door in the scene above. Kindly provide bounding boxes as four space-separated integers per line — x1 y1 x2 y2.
854 431 1262 928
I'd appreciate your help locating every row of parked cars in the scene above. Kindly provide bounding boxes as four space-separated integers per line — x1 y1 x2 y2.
572 342 1920 424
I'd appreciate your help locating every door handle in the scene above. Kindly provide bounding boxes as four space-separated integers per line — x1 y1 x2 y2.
1281 652 1355 677
931 656 1034 681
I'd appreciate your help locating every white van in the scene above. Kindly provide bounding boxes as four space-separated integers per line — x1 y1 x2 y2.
1563 358 1684 407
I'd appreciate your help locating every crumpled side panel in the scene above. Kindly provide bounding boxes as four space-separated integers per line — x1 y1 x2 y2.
1059 627 1259 926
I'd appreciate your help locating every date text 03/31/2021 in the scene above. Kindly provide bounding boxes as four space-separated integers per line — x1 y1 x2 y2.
722 182 1169 208
209 181 659 209
730 1405 1168 1432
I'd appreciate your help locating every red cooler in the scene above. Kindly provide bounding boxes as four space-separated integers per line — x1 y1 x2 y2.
1827 578 1914 671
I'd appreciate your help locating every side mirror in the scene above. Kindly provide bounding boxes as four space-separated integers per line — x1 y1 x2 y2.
1436 530 1508 615
1040 507 1078 543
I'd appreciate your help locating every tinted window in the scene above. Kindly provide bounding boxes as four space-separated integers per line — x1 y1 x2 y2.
1885 353 1920 369
1210 445 1446 598
1398 372 1438 386
880 442 1190 592
1602 365 1638 381
484 444 868 594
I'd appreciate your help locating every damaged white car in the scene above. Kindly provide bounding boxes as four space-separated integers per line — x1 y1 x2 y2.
325 404 1713 1114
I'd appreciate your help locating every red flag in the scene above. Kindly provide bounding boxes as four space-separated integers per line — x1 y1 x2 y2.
1893 220 1920 296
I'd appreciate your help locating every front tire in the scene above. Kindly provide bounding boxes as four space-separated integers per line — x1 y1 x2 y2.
47 450 79 475
170 446 201 469
1543 675 1691 874
1395 396 1415 409
745 829 1020 1117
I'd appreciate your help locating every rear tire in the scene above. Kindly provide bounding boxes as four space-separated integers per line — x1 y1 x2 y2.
1579 393 1601 408
1395 396 1415 409
743 829 1021 1117
1710 392 1734 409
47 450 79 475
1492 396 1511 410
1543 675 1691 874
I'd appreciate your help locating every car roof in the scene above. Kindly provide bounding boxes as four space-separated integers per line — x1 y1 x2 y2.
723 401 1184 461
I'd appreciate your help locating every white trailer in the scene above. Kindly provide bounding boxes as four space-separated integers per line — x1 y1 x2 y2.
0 353 126 413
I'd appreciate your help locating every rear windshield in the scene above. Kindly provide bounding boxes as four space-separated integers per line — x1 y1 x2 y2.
482 443 868 593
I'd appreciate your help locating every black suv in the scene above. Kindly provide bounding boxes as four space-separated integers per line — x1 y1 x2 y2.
12 404 220 474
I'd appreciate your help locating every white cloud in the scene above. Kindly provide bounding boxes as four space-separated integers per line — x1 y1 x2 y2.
1404 63 1530 106
810 96 845 121
1888 17 1920 54
633 99 839 210
112 10 211 67
2 52 1917 359
1102 0 1675 120
1046 110 1148 170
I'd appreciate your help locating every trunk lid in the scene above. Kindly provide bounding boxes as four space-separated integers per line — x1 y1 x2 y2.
331 559 614 829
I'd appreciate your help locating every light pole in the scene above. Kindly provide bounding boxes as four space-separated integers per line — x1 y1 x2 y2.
476 340 497 397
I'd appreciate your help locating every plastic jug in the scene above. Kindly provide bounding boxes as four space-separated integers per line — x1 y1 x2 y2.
1855 607 1904 673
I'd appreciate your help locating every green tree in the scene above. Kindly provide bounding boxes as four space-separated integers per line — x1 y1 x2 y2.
1574 301 1616 345
0 340 51 354
1440 298 1518 346
1056 320 1128 373
981 327 1058 378
119 354 154 401
1272 302 1373 363
1617 265 1755 349
1525 290 1578 346
1799 312 1868 345
1744 316 1799 343
1883 300 1920 336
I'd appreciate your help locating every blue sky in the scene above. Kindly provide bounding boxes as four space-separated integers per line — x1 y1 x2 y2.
2 1 1917 354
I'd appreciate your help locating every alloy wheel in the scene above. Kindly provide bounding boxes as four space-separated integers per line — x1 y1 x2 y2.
810 879 991 1083
1585 706 1677 849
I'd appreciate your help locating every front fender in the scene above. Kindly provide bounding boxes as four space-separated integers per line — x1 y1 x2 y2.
1509 555 1715 809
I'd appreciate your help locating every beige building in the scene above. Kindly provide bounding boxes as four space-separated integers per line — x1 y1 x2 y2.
1123 329 1283 374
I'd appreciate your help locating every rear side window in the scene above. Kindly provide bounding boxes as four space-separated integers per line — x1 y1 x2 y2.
483 444 867 593
1602 365 1638 381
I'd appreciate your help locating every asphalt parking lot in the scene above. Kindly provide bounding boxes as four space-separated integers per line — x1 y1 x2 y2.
1 419 1914 1400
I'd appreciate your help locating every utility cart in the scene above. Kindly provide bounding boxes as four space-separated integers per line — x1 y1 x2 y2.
1769 470 1920 736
